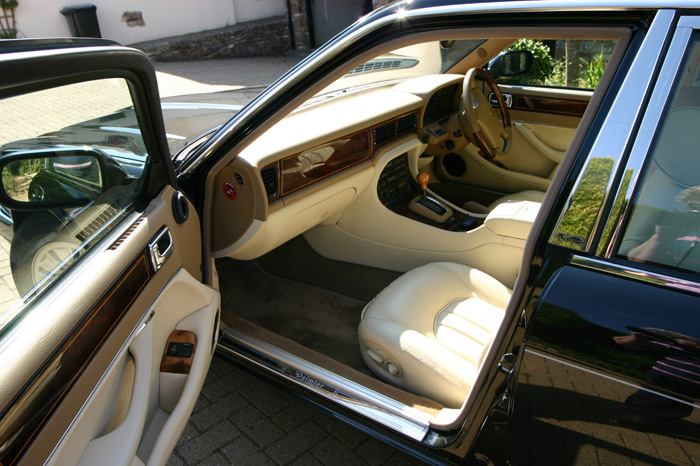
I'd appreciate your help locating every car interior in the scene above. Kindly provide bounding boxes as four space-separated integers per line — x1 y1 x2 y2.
0 20 666 465
203 27 629 434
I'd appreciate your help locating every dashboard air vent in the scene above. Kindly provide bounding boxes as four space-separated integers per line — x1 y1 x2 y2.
372 113 418 146
261 164 279 200
397 113 418 134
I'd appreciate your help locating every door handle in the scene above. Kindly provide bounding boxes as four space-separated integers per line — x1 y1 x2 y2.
498 352 517 376
148 227 173 272
489 92 513 108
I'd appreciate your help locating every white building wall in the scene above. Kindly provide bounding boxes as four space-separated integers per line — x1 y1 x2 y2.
233 0 286 23
14 0 285 45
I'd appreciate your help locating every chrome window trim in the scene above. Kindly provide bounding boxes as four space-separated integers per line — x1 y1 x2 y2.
598 19 695 257
548 9 675 251
679 16 700 28
571 254 700 295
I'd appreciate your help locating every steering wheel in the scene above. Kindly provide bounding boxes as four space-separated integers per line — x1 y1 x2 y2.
460 67 511 161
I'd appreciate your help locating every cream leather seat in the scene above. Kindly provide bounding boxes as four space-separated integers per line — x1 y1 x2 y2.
358 262 510 408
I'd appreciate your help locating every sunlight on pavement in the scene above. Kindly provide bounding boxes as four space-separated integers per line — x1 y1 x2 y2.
155 72 246 98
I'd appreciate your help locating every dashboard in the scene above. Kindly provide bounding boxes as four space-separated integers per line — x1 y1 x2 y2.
210 74 468 259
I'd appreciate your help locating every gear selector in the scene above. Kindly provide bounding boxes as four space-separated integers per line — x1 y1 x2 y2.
408 172 452 223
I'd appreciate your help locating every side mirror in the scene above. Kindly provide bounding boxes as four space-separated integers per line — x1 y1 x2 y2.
0 148 105 210
488 50 534 79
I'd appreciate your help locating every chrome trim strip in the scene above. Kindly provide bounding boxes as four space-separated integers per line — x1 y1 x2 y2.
571 255 700 295
525 348 700 409
599 19 694 257
513 119 577 129
220 328 432 441
678 16 700 28
549 10 675 252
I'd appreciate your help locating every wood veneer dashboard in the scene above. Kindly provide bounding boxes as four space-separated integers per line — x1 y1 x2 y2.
210 76 464 259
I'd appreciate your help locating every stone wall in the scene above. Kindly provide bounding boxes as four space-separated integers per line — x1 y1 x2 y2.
131 16 292 62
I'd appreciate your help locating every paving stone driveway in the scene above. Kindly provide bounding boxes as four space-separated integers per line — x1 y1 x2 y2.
167 356 423 466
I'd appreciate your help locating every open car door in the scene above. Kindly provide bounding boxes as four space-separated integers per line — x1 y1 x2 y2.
0 40 218 466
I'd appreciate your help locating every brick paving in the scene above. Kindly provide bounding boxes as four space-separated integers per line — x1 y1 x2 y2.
153 55 306 98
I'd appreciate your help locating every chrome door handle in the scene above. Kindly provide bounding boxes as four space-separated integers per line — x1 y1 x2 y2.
498 352 517 376
489 92 513 108
148 227 173 271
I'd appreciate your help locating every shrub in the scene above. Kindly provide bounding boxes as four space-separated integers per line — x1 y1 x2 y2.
0 0 18 39
503 39 555 86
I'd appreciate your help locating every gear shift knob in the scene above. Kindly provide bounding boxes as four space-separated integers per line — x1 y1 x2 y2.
417 172 429 197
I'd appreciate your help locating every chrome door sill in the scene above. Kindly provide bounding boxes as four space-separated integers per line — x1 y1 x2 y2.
218 328 433 442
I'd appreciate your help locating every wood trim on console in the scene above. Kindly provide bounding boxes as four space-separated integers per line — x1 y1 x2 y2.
280 130 371 196
0 248 153 466
263 111 420 202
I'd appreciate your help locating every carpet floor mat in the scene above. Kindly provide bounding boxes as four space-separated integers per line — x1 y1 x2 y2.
217 237 401 374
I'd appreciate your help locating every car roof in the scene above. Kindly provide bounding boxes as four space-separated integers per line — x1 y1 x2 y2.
366 0 699 20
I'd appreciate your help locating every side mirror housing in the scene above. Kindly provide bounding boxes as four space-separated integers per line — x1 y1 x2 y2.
0 148 106 210
488 50 534 79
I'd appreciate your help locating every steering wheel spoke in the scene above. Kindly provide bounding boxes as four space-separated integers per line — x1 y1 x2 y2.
460 67 512 161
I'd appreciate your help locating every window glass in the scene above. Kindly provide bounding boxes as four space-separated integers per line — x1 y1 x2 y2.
316 39 484 95
618 33 700 273
496 39 617 89
0 78 149 326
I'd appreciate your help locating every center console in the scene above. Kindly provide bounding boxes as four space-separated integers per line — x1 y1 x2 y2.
377 154 479 231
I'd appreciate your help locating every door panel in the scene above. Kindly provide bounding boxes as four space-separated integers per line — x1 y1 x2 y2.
513 263 700 464
432 85 588 199
0 42 217 466
7 186 217 466
501 85 588 178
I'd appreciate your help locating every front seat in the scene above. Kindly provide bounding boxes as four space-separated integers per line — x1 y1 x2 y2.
358 262 510 408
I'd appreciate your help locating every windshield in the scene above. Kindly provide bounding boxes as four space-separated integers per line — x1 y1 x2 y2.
317 39 484 95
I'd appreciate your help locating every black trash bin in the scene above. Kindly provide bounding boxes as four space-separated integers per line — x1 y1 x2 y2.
60 4 101 38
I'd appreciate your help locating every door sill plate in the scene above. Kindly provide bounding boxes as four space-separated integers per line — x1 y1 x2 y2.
218 328 432 442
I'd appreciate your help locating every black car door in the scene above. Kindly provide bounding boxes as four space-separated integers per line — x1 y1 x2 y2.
511 12 700 465
0 40 218 466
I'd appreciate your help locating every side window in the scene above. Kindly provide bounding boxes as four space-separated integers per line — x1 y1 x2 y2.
0 78 149 322
496 39 617 89
617 33 700 273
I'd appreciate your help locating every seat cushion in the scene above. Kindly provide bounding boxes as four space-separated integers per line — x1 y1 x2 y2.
358 262 510 408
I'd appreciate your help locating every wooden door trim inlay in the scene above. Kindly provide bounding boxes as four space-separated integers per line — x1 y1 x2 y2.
0 248 153 466
160 330 198 375
510 94 588 118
